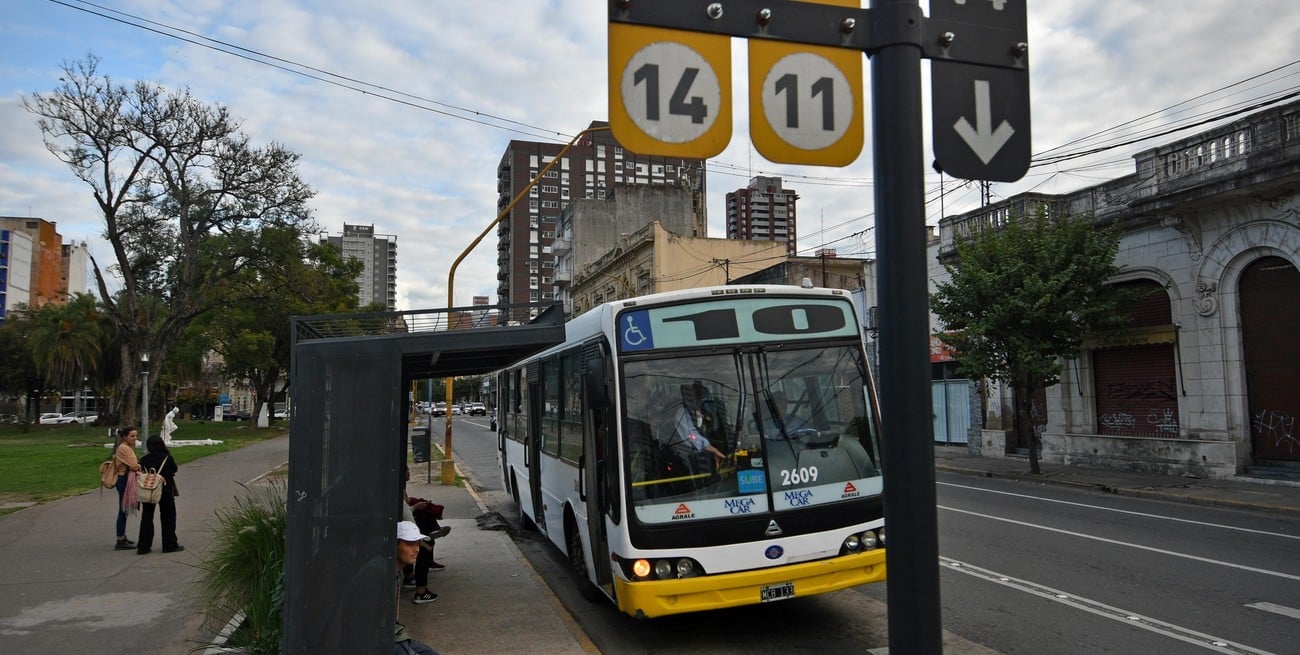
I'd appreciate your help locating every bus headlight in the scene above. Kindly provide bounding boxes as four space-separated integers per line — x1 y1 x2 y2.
842 529 883 554
878 527 886 546
859 530 879 550
621 556 705 580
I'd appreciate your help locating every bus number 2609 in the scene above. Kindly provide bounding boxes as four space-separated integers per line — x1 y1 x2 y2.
780 466 819 486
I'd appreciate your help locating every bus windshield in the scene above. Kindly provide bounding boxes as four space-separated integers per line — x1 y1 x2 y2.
623 344 882 525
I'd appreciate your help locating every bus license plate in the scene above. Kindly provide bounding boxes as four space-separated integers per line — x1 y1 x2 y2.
760 582 795 603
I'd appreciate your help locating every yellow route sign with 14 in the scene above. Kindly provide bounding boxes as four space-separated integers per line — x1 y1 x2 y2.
609 23 732 159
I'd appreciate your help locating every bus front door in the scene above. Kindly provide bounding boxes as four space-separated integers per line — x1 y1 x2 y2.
527 379 545 528
582 403 613 595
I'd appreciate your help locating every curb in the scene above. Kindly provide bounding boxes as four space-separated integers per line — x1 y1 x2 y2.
935 462 1300 517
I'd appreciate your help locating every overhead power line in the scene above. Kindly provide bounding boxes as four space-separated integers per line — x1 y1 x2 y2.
49 1 1300 196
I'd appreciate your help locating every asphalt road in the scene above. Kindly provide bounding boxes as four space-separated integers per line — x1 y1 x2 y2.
884 471 1300 654
451 420 1300 654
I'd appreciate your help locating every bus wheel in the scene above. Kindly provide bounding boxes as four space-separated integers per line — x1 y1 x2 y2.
566 520 601 602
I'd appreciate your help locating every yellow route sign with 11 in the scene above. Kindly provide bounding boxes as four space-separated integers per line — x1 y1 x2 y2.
748 0 863 166
609 23 732 159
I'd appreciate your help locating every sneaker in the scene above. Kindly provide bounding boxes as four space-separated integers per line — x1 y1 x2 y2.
401 577 418 589
115 540 135 551
431 526 451 539
412 590 438 604
430 561 446 572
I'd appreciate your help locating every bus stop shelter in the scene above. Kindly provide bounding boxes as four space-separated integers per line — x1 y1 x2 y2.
282 301 564 654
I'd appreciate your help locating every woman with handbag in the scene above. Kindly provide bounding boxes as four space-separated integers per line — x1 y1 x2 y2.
111 427 142 550
136 435 183 554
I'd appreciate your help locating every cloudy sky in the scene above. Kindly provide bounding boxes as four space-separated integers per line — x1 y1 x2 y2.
2 1 1298 311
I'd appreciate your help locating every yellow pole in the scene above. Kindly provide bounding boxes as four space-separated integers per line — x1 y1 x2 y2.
442 126 609 485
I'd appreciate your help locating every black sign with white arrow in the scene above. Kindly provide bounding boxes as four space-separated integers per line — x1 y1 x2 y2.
929 0 1031 182
931 62 1029 181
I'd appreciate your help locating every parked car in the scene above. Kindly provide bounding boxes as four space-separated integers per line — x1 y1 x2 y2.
467 403 487 416
0 413 18 424
65 411 98 424
39 413 69 424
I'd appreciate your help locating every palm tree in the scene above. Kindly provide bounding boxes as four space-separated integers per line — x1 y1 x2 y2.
27 293 104 416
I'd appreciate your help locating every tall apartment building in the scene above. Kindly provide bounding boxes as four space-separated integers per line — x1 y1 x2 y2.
1 216 67 322
60 241 91 297
494 121 706 314
725 176 799 256
321 223 397 311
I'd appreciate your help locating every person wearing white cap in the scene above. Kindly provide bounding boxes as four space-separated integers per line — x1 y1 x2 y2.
394 521 439 655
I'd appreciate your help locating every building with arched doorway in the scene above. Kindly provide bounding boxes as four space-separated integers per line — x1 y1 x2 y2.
936 99 1300 479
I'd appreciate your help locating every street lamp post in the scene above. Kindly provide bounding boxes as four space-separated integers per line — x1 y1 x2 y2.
140 353 150 444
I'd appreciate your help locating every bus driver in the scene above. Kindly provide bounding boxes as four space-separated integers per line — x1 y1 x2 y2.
650 387 727 470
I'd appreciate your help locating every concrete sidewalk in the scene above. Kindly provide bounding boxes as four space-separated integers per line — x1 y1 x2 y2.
398 473 597 655
0 432 593 655
0 433 291 655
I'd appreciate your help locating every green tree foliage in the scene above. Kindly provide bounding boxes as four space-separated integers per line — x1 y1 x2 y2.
0 313 45 423
930 208 1127 473
25 292 105 397
24 55 314 426
196 227 362 424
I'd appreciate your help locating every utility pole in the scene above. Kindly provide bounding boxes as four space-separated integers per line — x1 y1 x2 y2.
712 257 731 283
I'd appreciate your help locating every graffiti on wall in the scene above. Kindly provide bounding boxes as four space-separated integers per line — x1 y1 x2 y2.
1254 409 1297 453
1105 380 1177 402
1146 408 1179 435
1099 413 1136 430
1098 408 1180 435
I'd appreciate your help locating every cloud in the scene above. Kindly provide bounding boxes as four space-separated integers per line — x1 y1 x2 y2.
3 0 1298 311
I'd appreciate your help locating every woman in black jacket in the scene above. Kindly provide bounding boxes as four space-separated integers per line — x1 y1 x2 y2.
136 435 182 554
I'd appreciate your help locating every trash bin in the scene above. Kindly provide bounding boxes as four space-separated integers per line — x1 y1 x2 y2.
410 426 430 463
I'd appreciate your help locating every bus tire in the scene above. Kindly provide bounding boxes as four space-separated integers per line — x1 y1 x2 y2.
566 515 601 603
511 470 536 531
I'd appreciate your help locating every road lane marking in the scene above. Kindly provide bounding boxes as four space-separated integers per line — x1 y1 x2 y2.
941 557 1275 655
940 505 1300 582
938 480 1300 541
1246 602 1300 620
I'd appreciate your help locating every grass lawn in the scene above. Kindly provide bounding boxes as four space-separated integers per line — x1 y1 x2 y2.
0 419 288 506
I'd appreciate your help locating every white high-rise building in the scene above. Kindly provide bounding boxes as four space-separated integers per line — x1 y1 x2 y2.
322 223 398 311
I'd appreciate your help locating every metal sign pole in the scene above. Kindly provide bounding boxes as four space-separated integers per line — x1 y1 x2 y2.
871 1 943 652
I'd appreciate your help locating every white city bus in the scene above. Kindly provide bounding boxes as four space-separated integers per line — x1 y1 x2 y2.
495 285 885 618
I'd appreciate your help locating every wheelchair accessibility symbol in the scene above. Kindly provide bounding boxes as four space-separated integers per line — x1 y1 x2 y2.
620 311 654 351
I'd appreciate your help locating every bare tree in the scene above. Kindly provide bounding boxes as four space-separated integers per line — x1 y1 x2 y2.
24 55 314 425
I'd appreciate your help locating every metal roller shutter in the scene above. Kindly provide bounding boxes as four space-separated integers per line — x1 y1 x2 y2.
1094 344 1179 436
